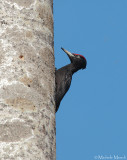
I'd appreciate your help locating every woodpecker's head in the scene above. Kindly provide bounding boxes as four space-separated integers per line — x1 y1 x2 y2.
61 47 87 69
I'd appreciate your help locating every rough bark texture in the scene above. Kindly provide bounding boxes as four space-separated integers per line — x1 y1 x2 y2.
0 0 55 159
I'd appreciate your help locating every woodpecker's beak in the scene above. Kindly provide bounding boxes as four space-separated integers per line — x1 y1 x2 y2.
61 47 75 62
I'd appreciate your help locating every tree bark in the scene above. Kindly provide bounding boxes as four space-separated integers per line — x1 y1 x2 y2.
0 0 55 159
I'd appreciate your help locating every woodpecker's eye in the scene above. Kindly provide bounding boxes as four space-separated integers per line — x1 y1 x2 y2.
77 55 81 58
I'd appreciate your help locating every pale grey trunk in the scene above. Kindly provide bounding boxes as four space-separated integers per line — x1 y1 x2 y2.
0 0 55 160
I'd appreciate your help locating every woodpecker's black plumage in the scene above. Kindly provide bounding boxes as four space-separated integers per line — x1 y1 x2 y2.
55 47 87 112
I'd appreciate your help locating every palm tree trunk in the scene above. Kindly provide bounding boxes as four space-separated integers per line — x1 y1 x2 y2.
0 0 55 159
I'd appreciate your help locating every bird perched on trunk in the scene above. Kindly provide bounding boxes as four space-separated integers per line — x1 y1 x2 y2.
55 47 87 112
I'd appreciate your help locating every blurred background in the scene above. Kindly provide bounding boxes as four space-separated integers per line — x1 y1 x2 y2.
54 0 127 159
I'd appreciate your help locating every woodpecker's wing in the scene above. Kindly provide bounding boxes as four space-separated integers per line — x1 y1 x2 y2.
55 67 72 112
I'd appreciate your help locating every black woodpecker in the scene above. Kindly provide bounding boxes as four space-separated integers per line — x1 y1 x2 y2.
55 47 87 112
